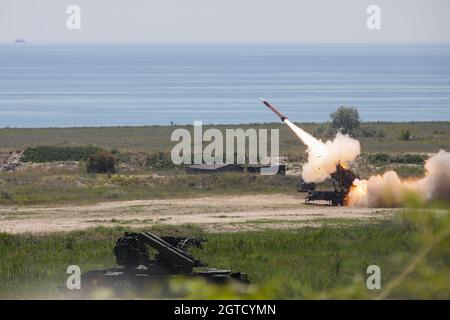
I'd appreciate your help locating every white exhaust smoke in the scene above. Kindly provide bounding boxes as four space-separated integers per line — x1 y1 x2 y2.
348 150 450 207
262 99 450 207
284 119 360 182
283 120 450 207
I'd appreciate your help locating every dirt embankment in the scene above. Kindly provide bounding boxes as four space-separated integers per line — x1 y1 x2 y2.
0 193 395 234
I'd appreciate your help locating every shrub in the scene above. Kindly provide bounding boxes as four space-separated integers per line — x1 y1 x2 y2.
330 106 360 134
0 189 15 200
392 154 427 165
146 152 174 169
377 130 386 139
368 153 391 164
21 146 101 163
358 126 377 138
314 124 327 136
87 151 116 174
368 153 427 165
399 129 411 141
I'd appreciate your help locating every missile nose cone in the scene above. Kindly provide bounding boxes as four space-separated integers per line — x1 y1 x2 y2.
260 97 266 103
260 98 288 121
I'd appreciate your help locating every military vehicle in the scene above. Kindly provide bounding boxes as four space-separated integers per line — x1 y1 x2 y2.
75 231 248 297
299 163 357 206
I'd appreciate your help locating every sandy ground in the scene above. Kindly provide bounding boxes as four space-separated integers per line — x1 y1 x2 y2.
0 193 396 234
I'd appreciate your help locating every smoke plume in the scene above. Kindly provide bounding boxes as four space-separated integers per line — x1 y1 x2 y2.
284 119 360 182
283 120 450 207
348 150 450 207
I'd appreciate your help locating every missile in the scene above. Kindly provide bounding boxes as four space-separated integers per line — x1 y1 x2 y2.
260 98 288 121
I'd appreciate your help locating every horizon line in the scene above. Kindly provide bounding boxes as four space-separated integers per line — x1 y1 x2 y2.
2 40 450 46
1 120 449 130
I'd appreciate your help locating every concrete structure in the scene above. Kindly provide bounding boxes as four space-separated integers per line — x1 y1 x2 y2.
186 164 244 174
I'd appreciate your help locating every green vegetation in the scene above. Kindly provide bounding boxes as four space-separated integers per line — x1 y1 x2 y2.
330 106 360 134
0 189 15 200
0 150 436 206
399 129 411 141
1 121 448 299
1 122 449 156
367 153 428 165
356 126 386 138
0 208 448 299
146 152 175 169
87 151 116 174
21 145 101 163
0 172 298 205
387 165 425 178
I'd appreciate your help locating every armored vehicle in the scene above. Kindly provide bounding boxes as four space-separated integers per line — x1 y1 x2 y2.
76 231 248 297
299 163 357 206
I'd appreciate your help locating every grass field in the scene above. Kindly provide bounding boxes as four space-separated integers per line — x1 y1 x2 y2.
0 172 298 205
1 122 450 155
0 208 448 299
1 122 449 299
1 122 448 206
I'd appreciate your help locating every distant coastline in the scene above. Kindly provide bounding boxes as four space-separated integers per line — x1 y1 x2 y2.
0 120 449 130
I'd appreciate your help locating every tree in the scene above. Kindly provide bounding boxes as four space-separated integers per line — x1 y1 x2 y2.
330 106 361 134
87 151 116 174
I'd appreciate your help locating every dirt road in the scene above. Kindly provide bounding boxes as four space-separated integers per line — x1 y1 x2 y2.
0 193 395 234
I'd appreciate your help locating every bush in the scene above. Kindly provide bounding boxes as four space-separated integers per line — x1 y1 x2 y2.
353 126 385 139
399 129 411 141
377 130 386 139
314 124 326 136
87 151 116 174
21 146 101 163
0 189 15 200
368 153 427 165
358 126 377 138
394 165 425 177
368 153 391 164
392 154 427 165
330 106 361 134
146 152 174 169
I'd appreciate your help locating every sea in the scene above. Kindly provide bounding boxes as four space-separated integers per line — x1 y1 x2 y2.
0 43 449 128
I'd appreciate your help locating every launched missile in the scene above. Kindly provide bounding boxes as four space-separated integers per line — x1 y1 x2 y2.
260 98 288 121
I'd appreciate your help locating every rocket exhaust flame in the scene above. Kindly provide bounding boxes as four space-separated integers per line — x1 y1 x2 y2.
261 98 450 207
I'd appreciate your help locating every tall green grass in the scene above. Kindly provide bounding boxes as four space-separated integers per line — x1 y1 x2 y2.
0 208 448 299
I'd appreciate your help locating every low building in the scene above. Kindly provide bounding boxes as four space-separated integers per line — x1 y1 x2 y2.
186 163 286 175
186 163 244 174
246 164 286 175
